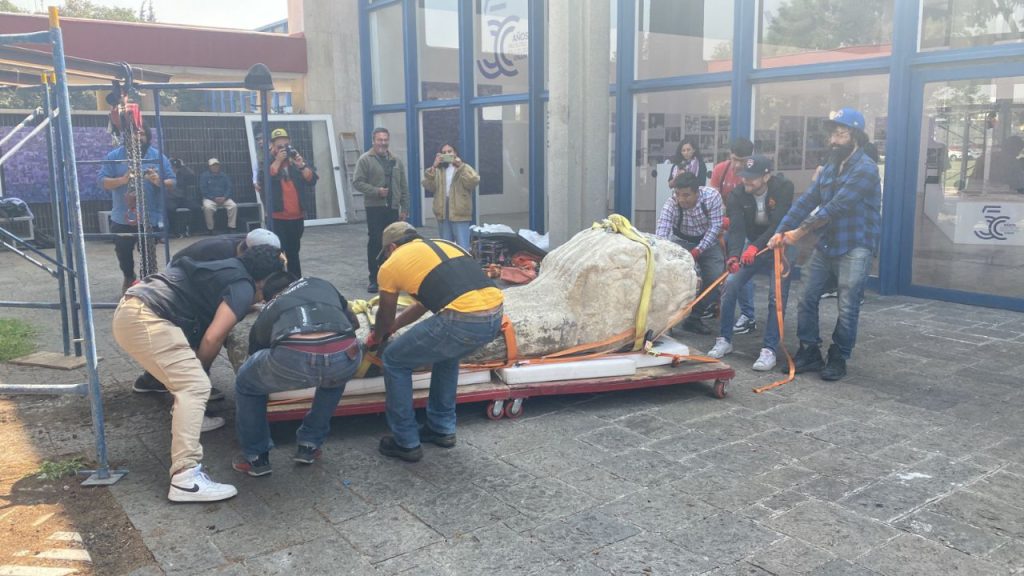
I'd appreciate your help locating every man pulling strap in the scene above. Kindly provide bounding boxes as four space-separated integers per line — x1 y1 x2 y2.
369 222 503 462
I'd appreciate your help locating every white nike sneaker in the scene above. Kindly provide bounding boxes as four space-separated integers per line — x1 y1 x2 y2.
752 348 777 371
706 337 733 359
168 464 238 503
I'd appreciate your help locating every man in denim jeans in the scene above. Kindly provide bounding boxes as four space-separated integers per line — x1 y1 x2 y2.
768 107 881 381
369 221 503 462
232 273 363 476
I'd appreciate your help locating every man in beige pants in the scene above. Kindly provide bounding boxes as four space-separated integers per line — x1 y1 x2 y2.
112 244 283 502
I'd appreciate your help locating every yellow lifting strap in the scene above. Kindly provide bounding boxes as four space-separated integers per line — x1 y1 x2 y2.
349 293 419 378
591 214 654 351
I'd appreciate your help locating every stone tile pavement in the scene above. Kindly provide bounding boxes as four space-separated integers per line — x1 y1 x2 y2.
2 224 1024 575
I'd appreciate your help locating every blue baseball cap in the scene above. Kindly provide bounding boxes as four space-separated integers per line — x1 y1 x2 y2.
825 108 866 132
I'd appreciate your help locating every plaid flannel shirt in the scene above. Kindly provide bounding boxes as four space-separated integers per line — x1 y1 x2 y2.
654 186 723 253
777 148 881 257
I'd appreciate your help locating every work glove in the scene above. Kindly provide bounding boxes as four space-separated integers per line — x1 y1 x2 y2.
741 245 759 266
726 257 740 274
364 330 381 352
690 247 702 260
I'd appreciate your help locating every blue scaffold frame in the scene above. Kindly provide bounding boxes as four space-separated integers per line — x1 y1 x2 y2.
0 10 279 485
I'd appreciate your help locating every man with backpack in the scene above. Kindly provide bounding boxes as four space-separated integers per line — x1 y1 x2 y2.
655 171 725 335
706 156 794 371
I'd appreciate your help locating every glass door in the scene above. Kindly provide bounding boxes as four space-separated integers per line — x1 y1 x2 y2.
904 66 1024 310
246 114 348 226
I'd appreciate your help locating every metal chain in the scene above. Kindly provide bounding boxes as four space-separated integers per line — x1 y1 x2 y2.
119 103 156 278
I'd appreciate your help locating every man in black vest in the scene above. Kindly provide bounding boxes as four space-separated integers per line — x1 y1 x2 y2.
231 273 362 476
112 244 284 502
369 222 503 462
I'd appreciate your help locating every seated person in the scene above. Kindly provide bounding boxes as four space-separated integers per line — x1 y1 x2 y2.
200 158 237 234
111 244 284 502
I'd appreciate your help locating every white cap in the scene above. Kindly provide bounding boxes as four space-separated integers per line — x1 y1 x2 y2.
245 228 281 249
208 158 220 166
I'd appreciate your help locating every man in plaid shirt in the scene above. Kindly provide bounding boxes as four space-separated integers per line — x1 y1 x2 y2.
655 172 724 334
768 107 881 381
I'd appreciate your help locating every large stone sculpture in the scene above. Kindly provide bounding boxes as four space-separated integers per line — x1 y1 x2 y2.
226 223 698 372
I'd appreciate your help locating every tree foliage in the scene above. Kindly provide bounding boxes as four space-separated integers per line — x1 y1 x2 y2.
762 0 891 56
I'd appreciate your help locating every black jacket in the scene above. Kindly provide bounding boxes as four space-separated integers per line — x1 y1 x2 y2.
725 174 794 258
265 161 319 215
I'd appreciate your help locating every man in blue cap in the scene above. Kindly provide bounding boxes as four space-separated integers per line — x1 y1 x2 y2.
707 155 794 371
768 107 881 381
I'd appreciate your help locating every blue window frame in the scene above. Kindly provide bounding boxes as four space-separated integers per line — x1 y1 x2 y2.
359 0 1024 310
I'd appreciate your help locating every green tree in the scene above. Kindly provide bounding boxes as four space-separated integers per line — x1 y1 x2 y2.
60 0 141 21
762 0 891 57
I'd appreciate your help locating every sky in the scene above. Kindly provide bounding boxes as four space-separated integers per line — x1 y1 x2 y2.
9 0 288 30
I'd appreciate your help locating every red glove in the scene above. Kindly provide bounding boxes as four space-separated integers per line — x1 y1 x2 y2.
741 245 759 266
365 331 380 351
726 257 740 274
690 247 702 260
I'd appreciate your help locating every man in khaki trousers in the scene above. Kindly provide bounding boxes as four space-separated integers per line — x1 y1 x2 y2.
112 244 283 502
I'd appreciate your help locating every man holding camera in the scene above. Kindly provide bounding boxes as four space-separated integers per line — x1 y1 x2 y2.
268 128 318 278
353 127 409 293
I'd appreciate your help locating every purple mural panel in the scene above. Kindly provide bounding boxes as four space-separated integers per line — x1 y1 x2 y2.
0 126 115 203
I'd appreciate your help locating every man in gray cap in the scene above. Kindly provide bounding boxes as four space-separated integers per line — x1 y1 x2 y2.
132 228 282 396
706 155 794 372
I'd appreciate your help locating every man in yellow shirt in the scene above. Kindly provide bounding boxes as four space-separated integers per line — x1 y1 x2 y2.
369 222 503 461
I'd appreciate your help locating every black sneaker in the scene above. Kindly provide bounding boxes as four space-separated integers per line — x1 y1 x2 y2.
791 343 824 374
821 345 847 381
232 452 272 477
682 316 712 335
367 281 379 294
132 372 167 393
732 314 757 335
294 444 322 465
378 436 423 462
419 425 456 448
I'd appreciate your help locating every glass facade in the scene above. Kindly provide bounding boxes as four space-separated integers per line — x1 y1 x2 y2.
912 76 1024 299
476 104 531 229
757 0 894 67
367 5 406 105
417 0 460 100
361 0 1024 310
632 86 731 232
920 0 1024 50
636 0 733 78
474 0 530 96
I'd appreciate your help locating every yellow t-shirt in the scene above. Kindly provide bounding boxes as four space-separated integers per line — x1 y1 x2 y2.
377 239 503 313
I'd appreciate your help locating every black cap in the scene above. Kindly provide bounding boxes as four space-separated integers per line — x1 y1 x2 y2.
738 155 773 179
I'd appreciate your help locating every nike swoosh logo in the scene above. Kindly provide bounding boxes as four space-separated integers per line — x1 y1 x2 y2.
171 483 201 493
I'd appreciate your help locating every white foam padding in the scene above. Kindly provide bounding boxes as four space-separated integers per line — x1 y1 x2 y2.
631 336 689 368
496 357 636 385
268 369 492 402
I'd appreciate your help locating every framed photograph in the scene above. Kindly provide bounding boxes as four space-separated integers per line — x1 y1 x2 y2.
700 115 716 132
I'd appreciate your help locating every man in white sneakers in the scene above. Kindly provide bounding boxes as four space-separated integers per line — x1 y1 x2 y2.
706 156 794 371
112 245 284 502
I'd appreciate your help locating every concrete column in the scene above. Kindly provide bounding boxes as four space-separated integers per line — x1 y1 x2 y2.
546 0 611 247
290 0 364 220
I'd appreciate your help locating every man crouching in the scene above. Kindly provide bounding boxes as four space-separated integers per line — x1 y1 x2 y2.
231 273 363 476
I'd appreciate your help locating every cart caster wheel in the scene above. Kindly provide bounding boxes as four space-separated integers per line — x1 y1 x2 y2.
712 378 728 399
486 400 505 420
504 398 523 419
